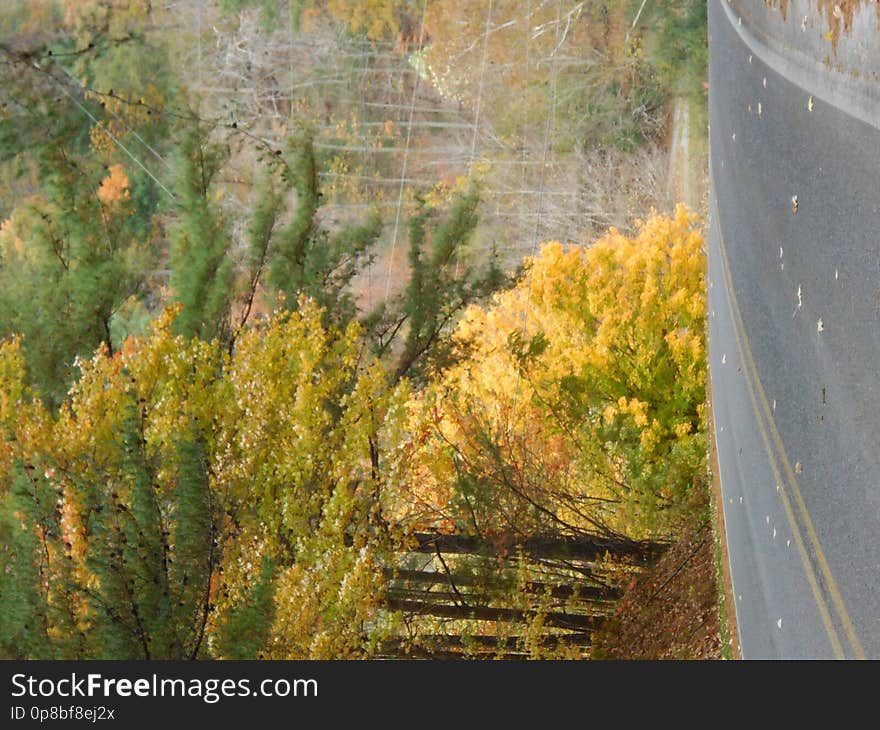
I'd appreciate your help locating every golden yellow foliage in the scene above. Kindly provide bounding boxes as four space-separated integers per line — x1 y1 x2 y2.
0 201 706 655
405 205 706 537
0 338 54 494
327 0 399 40
86 83 164 157
62 0 151 30
0 296 413 657
96 164 131 207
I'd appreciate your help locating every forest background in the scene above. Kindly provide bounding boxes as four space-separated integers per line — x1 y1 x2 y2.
0 0 719 659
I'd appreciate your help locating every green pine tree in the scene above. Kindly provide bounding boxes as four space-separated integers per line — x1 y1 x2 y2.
267 128 382 327
168 121 234 343
215 557 275 659
367 186 508 383
0 145 152 406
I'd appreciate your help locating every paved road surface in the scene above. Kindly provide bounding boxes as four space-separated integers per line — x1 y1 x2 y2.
709 0 880 658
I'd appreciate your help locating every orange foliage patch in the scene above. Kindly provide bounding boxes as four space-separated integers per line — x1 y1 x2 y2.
97 164 131 207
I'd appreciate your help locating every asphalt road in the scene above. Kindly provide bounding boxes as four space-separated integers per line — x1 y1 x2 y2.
709 0 880 658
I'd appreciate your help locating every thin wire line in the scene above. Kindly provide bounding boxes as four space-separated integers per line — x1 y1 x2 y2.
54 76 176 200
521 0 532 207
383 0 429 303
510 0 561 421
455 0 495 279
355 36 375 312
56 66 169 169
0 45 177 198
522 0 560 333
467 0 494 169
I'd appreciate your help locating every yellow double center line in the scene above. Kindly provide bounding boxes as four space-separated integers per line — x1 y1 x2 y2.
710 184 865 659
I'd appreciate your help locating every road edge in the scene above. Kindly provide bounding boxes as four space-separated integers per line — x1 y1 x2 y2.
722 0 880 131
706 374 742 659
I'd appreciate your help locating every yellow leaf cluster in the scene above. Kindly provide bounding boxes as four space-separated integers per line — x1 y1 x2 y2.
85 83 164 157
97 164 131 207
327 0 399 40
406 205 707 536
0 297 412 655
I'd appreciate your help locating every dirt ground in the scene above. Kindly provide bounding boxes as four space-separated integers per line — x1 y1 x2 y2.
590 521 724 660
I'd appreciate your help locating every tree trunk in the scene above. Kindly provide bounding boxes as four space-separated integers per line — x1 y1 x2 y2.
376 632 592 659
409 531 665 563
384 598 602 631
385 568 623 602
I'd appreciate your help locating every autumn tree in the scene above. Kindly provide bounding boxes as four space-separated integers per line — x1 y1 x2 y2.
0 2 705 662
0 311 225 658
406 205 706 543
0 300 412 659
0 2 176 401
0 156 153 405
369 208 703 658
0 207 699 660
